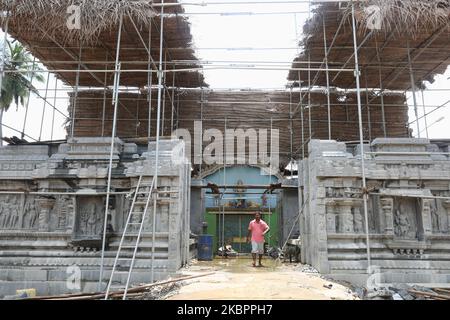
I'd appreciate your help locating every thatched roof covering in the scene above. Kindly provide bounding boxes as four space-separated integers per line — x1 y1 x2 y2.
68 89 409 169
287 1 450 90
0 0 206 88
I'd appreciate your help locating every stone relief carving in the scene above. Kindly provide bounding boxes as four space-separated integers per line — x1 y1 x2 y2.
326 203 337 233
394 209 410 238
326 187 361 199
80 203 101 235
0 196 21 229
393 198 420 240
22 199 39 229
113 195 132 231
380 197 394 235
352 207 364 233
422 199 433 236
443 200 450 233
326 200 368 234
336 201 354 234
431 199 449 233
0 195 76 231
74 197 105 238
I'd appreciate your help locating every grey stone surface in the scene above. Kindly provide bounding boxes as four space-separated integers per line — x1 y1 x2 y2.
279 189 300 244
190 181 205 235
300 138 450 287
0 137 192 297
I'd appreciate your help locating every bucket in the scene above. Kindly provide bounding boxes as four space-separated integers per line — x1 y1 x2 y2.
197 234 213 261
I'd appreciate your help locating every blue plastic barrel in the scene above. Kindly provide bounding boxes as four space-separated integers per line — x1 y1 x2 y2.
197 235 213 261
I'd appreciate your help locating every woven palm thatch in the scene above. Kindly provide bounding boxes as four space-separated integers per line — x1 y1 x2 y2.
351 0 450 37
0 0 158 43
288 1 450 90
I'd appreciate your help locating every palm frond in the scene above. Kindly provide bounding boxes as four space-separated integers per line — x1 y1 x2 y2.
349 0 450 37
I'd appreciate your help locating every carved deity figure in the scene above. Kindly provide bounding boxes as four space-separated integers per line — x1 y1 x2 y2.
353 207 364 233
122 198 132 229
0 196 11 229
79 205 91 235
87 204 99 235
0 201 5 229
8 197 20 229
131 207 142 232
23 201 38 229
326 187 334 198
431 203 446 233
394 209 410 238
343 213 354 233
57 196 70 229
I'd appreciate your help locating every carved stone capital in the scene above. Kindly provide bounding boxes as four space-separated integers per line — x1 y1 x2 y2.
442 200 450 232
422 199 433 236
36 197 56 232
380 197 394 235
337 201 354 234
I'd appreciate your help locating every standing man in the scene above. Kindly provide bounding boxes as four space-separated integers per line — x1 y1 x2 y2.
247 212 270 267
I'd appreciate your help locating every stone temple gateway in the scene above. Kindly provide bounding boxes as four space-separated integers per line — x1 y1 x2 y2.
0 0 449 298
0 138 191 295
300 139 450 286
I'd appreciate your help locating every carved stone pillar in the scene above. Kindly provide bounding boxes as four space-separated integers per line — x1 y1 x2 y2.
338 200 354 234
422 199 433 236
36 198 55 232
442 200 450 234
380 197 394 235
326 201 337 233
65 197 76 233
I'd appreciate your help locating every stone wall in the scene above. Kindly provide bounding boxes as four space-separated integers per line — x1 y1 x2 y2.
278 188 301 245
300 138 450 286
0 138 191 297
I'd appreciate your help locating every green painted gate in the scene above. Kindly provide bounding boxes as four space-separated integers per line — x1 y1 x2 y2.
205 211 279 254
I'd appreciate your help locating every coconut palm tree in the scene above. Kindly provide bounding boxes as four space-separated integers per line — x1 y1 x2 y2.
0 40 44 145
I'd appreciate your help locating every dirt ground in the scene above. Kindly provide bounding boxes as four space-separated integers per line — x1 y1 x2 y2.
166 258 358 300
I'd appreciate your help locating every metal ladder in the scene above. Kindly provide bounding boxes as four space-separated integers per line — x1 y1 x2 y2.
105 175 156 300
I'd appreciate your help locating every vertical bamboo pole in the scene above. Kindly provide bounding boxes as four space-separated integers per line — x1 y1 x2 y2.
50 76 58 141
421 89 429 139
70 46 82 138
351 1 371 272
323 16 332 140
151 0 166 283
21 57 36 140
407 40 420 138
0 13 9 146
147 21 153 140
101 54 109 137
38 72 50 141
299 71 305 159
99 13 123 291
375 39 387 138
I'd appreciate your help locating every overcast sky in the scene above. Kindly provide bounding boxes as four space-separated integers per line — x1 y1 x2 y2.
1 1 449 142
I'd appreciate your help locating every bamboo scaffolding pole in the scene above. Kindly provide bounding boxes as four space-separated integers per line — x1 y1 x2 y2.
151 0 166 284
323 16 332 140
50 76 58 141
99 13 124 292
21 56 36 140
407 40 421 138
351 1 371 273
38 72 50 141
